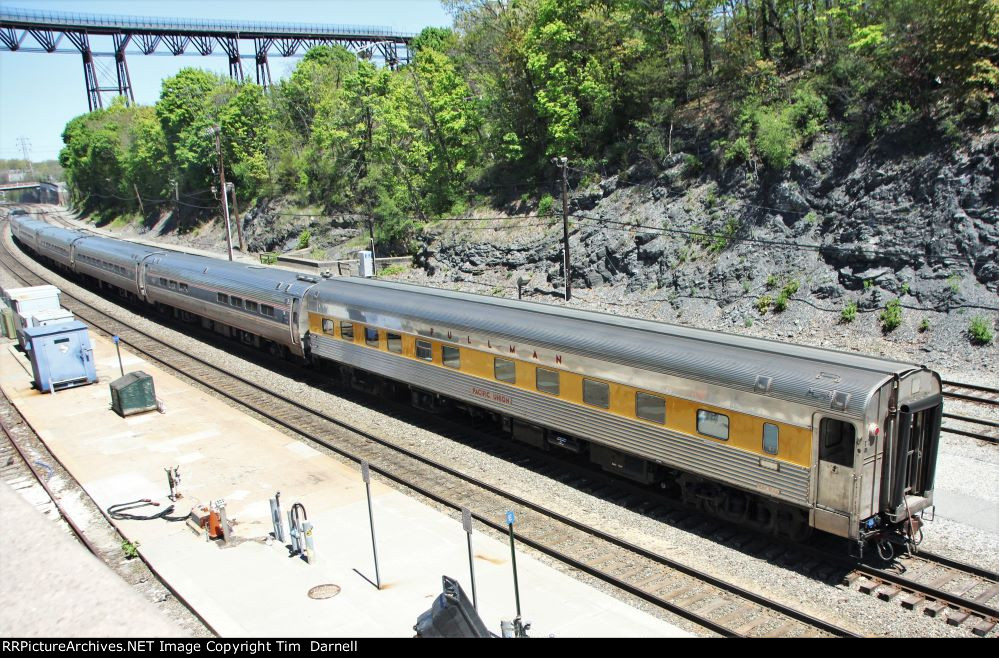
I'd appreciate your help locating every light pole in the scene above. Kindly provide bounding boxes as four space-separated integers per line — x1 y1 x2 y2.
205 125 234 261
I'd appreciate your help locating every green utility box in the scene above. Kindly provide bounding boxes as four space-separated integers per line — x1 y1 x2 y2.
1 306 14 339
110 371 158 417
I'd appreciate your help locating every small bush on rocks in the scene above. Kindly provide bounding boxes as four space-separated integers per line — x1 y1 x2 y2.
968 316 994 345
880 298 902 332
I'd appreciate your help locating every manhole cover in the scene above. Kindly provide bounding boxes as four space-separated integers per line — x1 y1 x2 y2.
308 584 341 600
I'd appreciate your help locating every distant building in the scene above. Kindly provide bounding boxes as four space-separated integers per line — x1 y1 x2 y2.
3 170 27 183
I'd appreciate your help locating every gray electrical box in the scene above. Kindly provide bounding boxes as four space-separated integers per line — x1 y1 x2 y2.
22 321 97 393
109 371 157 417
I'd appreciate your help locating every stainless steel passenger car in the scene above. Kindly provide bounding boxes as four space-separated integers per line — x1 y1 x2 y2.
143 252 319 356
73 236 163 299
305 278 941 554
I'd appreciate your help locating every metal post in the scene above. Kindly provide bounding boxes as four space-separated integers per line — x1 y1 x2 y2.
362 461 381 589
112 335 124 376
462 507 478 610
368 218 377 273
559 157 571 301
506 510 521 617
269 491 285 543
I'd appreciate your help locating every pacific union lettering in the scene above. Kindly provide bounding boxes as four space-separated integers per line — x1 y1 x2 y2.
471 387 512 405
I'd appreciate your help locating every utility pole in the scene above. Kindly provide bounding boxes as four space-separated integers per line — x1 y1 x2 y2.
555 156 571 301
16 137 33 177
133 182 145 217
206 125 234 261
226 182 246 252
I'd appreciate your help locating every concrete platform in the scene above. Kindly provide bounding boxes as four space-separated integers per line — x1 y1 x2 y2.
0 480 184 637
0 331 690 637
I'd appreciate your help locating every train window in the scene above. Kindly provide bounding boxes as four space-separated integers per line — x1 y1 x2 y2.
340 322 354 341
416 340 433 361
261 305 275 317
365 327 379 347
697 410 729 440
169 280 177 290
387 333 402 353
442 345 460 369
763 423 779 455
245 300 258 312
322 319 335 335
819 418 855 468
231 297 243 308
494 358 516 384
218 293 229 304
160 277 168 286
536 368 560 396
636 392 666 424
179 283 189 293
583 379 610 408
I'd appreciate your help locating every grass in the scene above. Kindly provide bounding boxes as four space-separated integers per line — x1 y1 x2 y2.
379 263 409 277
841 301 857 323
968 316 994 345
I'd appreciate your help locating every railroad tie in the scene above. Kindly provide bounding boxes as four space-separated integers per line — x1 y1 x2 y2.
945 611 970 627
673 590 712 609
922 601 947 618
900 593 924 610
971 619 996 637
713 605 750 625
973 583 999 604
691 598 730 617
841 571 862 586
877 586 902 601
858 579 878 595
659 585 695 602
761 621 797 638
733 616 769 637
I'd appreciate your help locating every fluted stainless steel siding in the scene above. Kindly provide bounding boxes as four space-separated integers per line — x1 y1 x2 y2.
311 334 811 506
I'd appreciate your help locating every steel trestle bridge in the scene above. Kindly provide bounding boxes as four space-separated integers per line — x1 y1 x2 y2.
0 7 415 111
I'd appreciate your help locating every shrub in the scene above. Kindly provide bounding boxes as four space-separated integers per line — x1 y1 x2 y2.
723 136 752 165
880 299 902 332
538 194 555 217
296 229 311 250
918 318 930 333
968 316 994 345
766 274 780 289
756 295 772 314
683 154 703 176
901 281 910 295
782 279 800 297
863 279 873 290
754 108 797 170
841 301 858 323
774 293 789 313
947 273 961 294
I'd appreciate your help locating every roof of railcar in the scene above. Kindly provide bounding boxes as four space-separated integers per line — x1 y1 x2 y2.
146 250 318 295
309 277 926 417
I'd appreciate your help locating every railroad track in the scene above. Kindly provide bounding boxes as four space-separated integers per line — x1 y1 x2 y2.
941 381 999 444
1 225 859 638
847 551 998 637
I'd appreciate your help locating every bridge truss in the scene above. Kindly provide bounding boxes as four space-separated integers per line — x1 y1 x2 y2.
0 7 414 111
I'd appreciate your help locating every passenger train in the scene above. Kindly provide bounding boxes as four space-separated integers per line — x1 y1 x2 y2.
8 213 942 557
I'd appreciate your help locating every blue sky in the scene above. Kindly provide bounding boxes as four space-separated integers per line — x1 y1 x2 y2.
0 0 453 162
